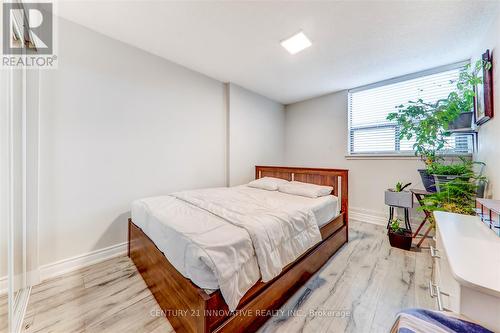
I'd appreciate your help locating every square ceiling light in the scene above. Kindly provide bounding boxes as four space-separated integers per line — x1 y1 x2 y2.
280 31 312 55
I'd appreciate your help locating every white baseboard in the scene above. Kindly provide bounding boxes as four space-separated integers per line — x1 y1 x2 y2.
349 206 422 227
39 242 128 282
349 207 388 226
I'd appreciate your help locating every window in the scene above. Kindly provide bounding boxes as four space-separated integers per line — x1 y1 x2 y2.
348 62 475 156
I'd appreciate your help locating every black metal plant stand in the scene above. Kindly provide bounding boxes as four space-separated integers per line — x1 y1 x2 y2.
387 206 412 232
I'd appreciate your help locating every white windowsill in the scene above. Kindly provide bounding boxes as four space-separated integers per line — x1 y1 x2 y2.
345 153 472 160
345 154 420 160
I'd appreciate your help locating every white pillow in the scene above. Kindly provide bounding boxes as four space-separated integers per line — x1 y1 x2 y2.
247 177 289 191
278 181 333 198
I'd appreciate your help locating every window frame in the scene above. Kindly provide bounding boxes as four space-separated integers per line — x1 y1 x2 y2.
346 60 473 158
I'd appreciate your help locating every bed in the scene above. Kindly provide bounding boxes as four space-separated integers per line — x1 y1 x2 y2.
128 166 349 333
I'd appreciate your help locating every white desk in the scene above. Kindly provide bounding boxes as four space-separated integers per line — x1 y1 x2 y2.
432 211 500 331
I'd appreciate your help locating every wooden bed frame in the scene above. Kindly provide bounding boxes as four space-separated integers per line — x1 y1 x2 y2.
128 166 349 333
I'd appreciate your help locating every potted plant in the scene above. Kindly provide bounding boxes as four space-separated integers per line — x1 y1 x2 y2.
386 96 457 192
388 218 412 250
421 178 479 216
447 61 488 130
426 158 485 192
420 160 486 216
387 60 491 192
385 182 413 208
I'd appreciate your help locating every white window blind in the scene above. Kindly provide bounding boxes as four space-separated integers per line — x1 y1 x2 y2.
348 63 474 155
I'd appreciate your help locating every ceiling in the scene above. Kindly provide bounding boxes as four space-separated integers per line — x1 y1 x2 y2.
57 1 499 104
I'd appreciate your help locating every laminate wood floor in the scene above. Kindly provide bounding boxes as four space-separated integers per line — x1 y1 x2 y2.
0 293 7 333
21 221 434 333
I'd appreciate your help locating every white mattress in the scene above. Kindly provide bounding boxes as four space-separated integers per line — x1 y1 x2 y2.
131 186 339 290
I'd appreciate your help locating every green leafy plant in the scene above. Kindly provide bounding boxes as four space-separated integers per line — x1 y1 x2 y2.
386 60 491 165
421 178 480 216
426 157 484 176
420 156 485 215
394 182 412 192
421 157 485 216
389 219 405 234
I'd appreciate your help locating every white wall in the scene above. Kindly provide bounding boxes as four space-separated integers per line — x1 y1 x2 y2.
37 18 286 269
475 10 500 199
229 83 285 186
38 18 228 266
284 91 424 222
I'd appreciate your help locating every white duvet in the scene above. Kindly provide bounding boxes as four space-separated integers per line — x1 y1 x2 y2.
132 186 329 311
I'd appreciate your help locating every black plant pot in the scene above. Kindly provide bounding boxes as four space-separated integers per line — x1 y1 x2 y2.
448 112 473 130
418 169 436 193
388 229 412 250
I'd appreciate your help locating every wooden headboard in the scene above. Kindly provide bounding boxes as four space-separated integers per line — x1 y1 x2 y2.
255 166 349 221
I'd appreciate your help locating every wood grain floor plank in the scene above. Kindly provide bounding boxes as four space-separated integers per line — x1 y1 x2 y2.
22 221 434 333
85 295 173 333
0 293 8 333
259 221 435 333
